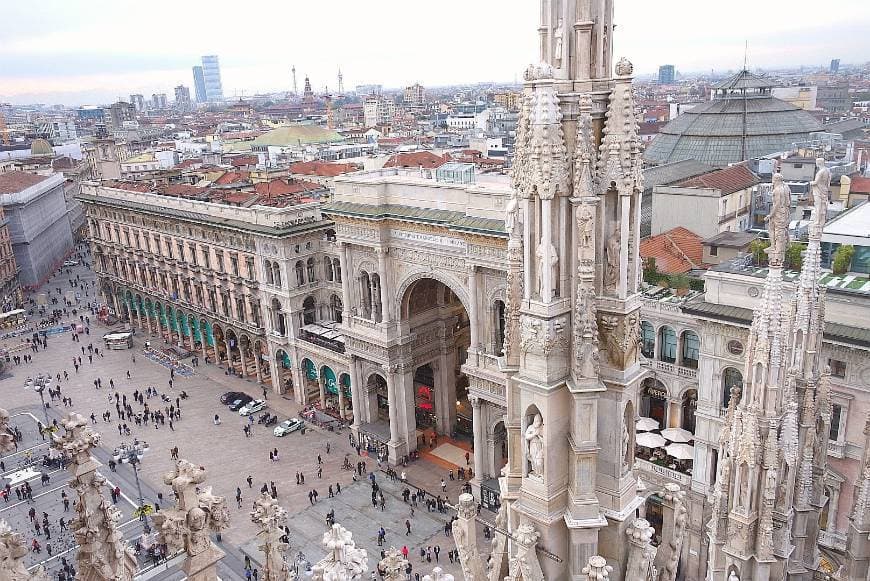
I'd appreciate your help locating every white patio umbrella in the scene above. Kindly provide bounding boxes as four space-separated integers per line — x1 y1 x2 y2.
636 432 666 449
635 417 660 432
661 427 694 443
665 443 695 461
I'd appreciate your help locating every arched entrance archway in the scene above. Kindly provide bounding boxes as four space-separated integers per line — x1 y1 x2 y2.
275 349 293 395
212 324 226 363
399 277 472 440
301 358 319 403
640 378 668 429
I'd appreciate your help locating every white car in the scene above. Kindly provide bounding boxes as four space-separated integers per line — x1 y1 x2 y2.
238 399 267 416
273 418 304 437
63 260 79 267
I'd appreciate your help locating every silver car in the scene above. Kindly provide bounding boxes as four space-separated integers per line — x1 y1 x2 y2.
273 418 304 437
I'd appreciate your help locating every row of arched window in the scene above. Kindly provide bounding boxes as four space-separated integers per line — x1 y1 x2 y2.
270 294 345 336
640 322 700 369
265 257 343 289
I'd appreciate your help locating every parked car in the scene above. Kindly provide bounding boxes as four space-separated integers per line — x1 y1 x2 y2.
273 418 304 437
238 399 267 416
228 395 253 411
220 391 245 404
63 260 79 267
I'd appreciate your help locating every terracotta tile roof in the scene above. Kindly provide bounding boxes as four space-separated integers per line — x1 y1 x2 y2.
157 184 209 197
211 191 257 205
384 151 450 169
253 178 324 197
214 171 250 185
850 175 870 194
677 164 760 195
51 156 76 170
228 154 259 167
640 226 706 274
175 158 203 169
104 181 152 193
0 171 49 194
288 161 359 177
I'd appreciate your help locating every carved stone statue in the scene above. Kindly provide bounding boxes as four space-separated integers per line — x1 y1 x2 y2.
51 414 137 581
153 459 229 581
728 571 740 581
622 422 631 470
505 196 520 237
378 547 409 581
809 157 831 224
553 18 564 65
525 414 545 477
311 523 368 580
604 223 620 290
765 173 791 266
576 203 595 255
0 520 49 581
536 241 559 300
0 408 15 454
251 493 293 581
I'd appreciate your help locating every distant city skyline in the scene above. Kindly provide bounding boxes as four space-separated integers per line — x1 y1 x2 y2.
1 0 868 106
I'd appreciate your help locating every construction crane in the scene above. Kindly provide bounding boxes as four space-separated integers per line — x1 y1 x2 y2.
291 65 298 96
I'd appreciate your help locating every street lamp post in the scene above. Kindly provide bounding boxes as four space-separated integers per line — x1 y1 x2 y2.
116 440 151 533
23 374 52 427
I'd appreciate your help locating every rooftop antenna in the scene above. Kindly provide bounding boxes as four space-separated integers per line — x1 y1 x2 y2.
337 68 344 95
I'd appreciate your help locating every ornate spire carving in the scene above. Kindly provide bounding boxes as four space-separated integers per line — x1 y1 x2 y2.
310 523 368 580
251 492 294 581
625 519 657 581
51 414 137 581
581 555 613 580
0 520 49 581
152 459 229 581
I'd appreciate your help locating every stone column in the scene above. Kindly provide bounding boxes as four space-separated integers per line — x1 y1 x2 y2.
319 375 327 409
377 248 390 323
339 243 352 321
253 347 263 384
239 343 249 378
224 335 233 368
541 197 554 301
337 382 346 420
268 348 281 394
467 265 479 363
385 365 408 463
619 193 630 300
144 308 152 335
436 348 458 436
349 357 362 430
471 397 485 482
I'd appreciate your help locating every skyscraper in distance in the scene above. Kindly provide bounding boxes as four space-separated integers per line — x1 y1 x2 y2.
830 58 840 73
201 55 224 102
192 66 206 103
658 64 675 84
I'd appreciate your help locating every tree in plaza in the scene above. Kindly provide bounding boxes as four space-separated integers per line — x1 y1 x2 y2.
832 244 855 275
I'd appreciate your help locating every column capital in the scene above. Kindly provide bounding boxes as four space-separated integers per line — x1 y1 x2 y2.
470 396 481 408
375 247 389 258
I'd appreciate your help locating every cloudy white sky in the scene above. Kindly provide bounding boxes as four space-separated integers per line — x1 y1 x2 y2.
1 0 868 106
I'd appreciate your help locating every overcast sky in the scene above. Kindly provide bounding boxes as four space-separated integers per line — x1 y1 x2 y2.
1 0 868 106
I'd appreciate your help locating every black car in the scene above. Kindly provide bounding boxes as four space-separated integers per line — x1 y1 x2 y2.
228 395 253 411
220 391 245 404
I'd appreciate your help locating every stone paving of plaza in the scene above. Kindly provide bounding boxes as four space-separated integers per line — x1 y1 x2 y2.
0 252 483 579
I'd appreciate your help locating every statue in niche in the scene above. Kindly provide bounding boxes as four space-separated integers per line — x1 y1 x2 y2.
525 414 545 477
535 241 559 300
622 422 630 470
737 467 749 511
576 204 594 254
810 157 831 223
728 571 740 581
553 18 564 66
765 173 790 266
504 196 520 237
604 223 620 290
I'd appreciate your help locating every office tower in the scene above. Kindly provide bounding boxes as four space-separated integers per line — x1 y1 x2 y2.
830 58 840 73
658 64 675 84
201 55 224 102
192 66 207 103
174 85 192 111
129 94 146 113
151 93 168 109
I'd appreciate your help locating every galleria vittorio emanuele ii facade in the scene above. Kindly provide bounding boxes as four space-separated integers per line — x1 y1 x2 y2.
3 1 870 580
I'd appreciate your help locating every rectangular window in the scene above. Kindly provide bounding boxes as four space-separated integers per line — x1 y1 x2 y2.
189 244 198 266
230 254 239 276
167 240 173 259
829 358 847 378
177 242 185 262
202 247 210 269
215 251 224 272
830 403 843 441
709 245 718 256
